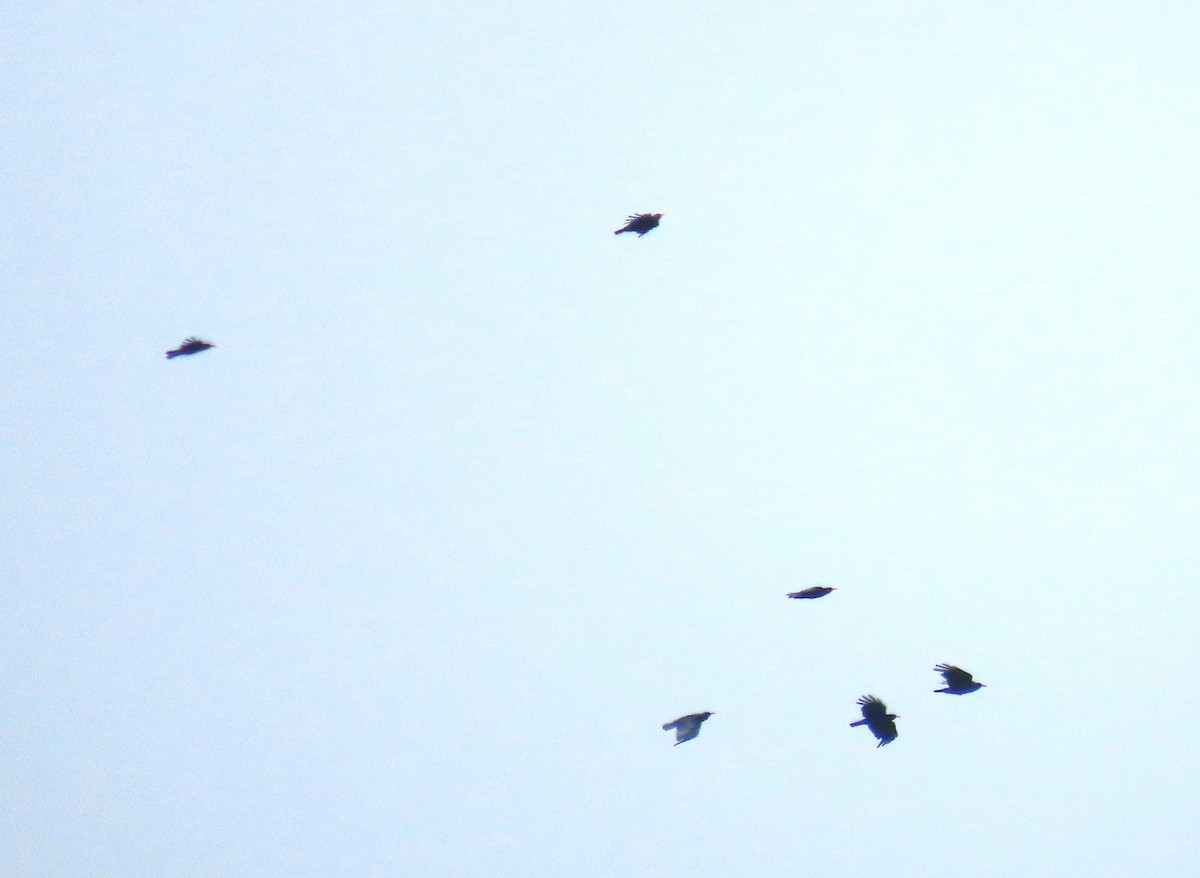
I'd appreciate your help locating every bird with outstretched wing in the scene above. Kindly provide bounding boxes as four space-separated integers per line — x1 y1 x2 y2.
662 711 714 746
614 213 662 236
849 695 898 747
787 586 836 599
166 337 215 359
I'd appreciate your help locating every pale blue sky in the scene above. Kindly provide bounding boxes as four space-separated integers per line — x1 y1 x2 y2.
4 3 1199 876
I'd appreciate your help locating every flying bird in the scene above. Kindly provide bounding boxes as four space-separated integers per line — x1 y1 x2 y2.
166 337 215 359
849 696 898 747
614 213 662 236
934 664 986 694
662 711 714 746
787 586 836 599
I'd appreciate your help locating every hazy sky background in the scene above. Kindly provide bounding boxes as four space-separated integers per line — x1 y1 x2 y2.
4 2 1200 876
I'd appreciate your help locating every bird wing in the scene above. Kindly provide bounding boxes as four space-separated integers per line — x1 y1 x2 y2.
936 664 974 688
179 338 213 352
858 695 887 720
664 713 701 731
673 717 701 742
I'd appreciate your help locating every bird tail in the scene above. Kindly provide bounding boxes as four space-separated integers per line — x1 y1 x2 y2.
662 721 677 730
849 719 866 727
165 351 180 359
614 228 626 235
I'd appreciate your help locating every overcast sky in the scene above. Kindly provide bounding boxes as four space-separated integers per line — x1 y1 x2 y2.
4 3 1200 876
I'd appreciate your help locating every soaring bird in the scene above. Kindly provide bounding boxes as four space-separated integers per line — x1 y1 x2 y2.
662 711 714 746
787 586 836 600
166 337 215 359
934 664 986 694
849 696 898 747
614 213 662 236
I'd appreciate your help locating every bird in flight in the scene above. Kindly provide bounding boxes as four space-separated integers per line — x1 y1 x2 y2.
850 696 898 747
166 337 216 359
787 586 836 599
662 711 714 746
934 664 986 694
614 213 663 236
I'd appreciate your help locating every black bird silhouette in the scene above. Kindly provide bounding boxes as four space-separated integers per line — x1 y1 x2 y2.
787 586 836 599
662 711 714 746
934 664 986 694
614 213 662 236
849 696 898 747
166 337 215 359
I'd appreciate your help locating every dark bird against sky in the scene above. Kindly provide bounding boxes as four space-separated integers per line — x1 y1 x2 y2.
934 664 986 694
662 711 714 746
849 695 898 747
787 586 836 599
166 337 215 359
614 213 662 236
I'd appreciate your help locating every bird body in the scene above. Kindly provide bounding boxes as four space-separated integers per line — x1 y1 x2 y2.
934 664 985 694
662 711 714 746
614 213 662 236
787 586 836 599
166 337 215 359
850 695 898 747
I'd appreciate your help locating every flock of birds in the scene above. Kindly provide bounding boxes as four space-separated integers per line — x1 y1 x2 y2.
663 592 987 749
165 211 988 751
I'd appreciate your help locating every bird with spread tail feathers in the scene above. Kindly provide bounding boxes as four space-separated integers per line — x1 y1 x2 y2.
614 213 662 236
934 664 986 694
166 337 215 359
849 696 898 747
787 586 836 599
662 712 714 746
